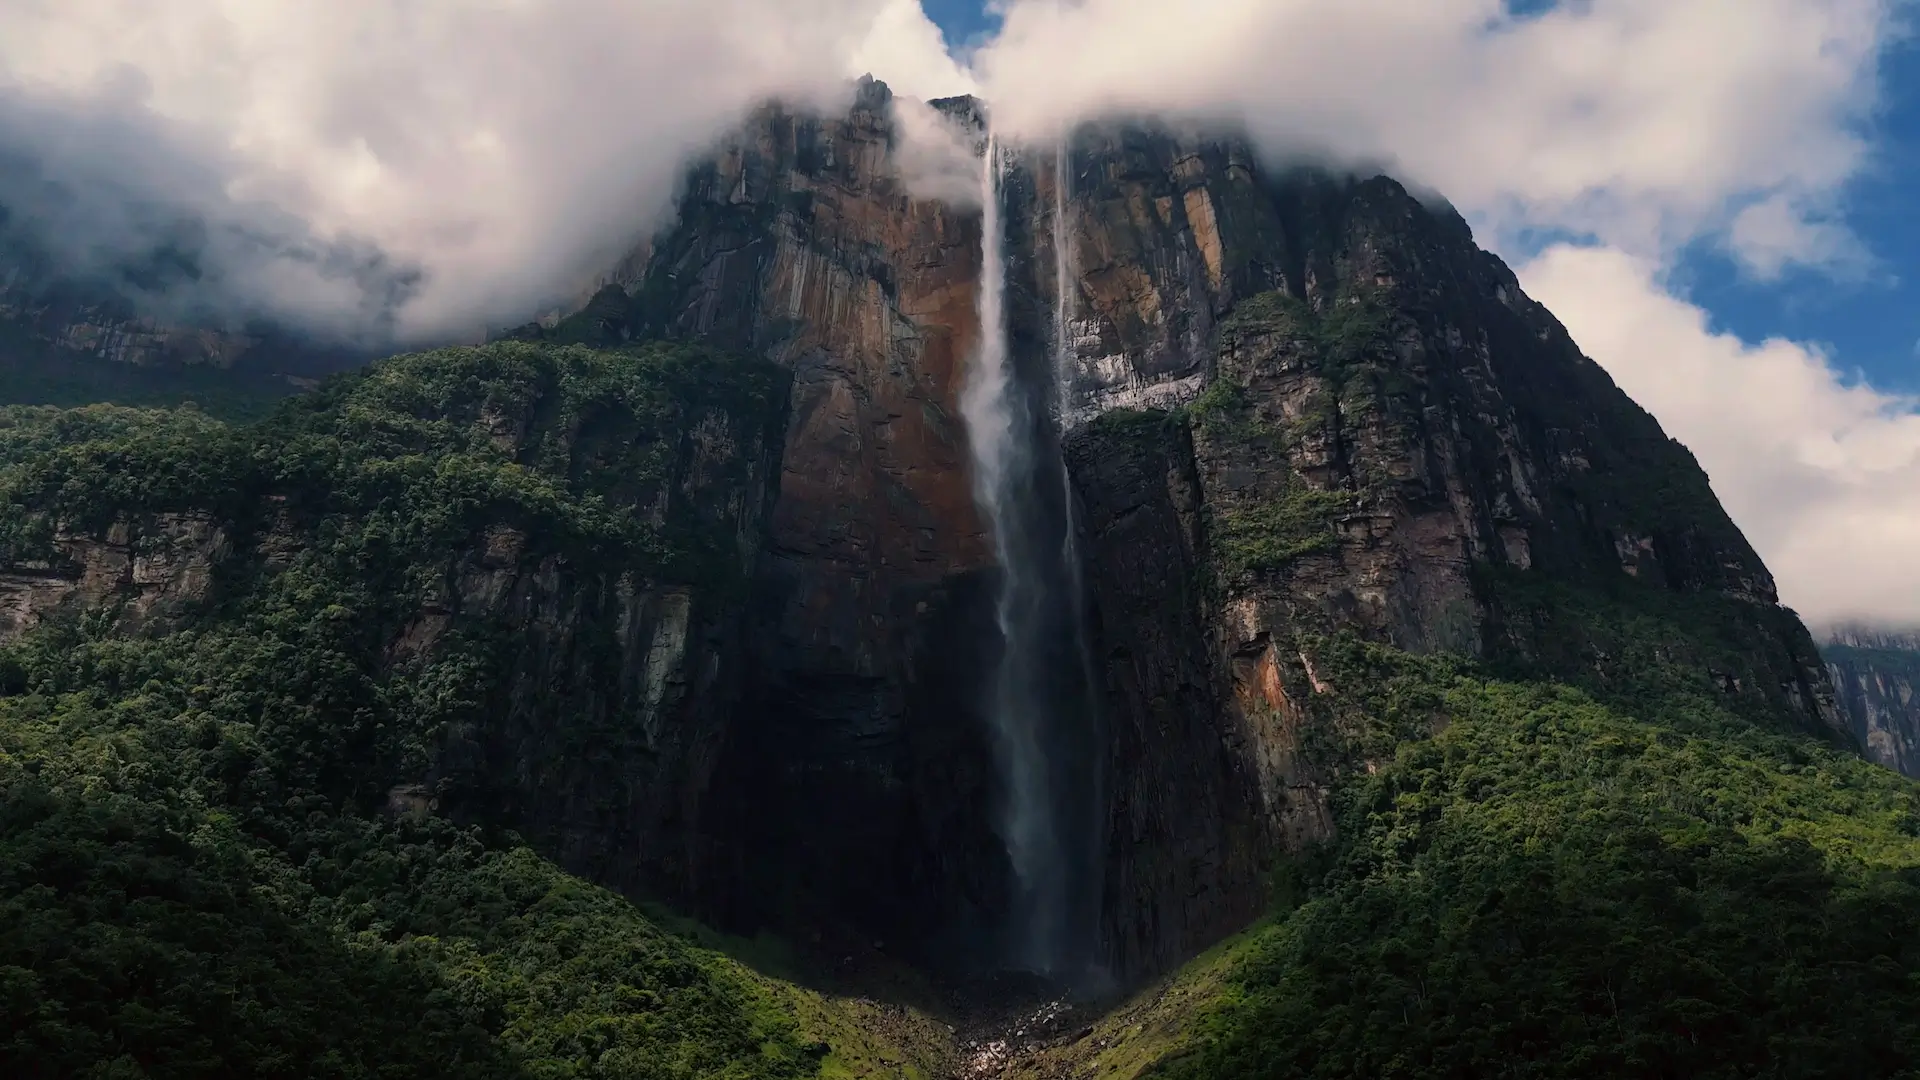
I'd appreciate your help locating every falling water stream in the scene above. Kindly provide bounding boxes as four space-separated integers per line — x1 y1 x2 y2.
961 132 1104 980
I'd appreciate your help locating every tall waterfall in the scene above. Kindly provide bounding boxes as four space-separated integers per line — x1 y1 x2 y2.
1049 142 1109 991
1052 149 1075 401
961 132 1105 980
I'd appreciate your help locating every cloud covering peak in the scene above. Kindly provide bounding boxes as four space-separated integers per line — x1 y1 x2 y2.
971 0 1888 270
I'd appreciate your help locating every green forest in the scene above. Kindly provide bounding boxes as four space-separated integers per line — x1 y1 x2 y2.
1150 627 1920 1078
0 343 849 1078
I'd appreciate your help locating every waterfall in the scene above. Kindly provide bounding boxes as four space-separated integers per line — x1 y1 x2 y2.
962 132 1063 973
1050 141 1110 990
1053 147 1075 404
961 131 1106 981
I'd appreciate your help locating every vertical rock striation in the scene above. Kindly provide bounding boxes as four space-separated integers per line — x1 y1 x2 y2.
1823 625 1920 778
550 80 1019 966
1038 124 1843 980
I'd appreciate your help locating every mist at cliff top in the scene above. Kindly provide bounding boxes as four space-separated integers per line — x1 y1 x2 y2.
0 0 1915 626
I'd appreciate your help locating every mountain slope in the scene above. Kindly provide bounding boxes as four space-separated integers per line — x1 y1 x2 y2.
1006 630 1920 1078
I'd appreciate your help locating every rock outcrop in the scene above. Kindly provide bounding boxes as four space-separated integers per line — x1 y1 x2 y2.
1824 625 1920 778
0 512 228 638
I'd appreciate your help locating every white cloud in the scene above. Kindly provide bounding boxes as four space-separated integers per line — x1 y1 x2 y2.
0 0 1890 334
972 0 1889 263
1728 194 1875 281
0 0 967 340
1521 245 1920 627
852 0 977 101
892 96 987 207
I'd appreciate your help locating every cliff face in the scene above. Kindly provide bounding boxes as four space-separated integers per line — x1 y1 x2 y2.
526 80 1021 962
974 127 1835 977
530 92 1845 981
1824 627 1920 778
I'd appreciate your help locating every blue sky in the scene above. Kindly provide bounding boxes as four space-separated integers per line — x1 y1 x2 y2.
1681 42 1920 394
923 0 1920 395
922 0 999 48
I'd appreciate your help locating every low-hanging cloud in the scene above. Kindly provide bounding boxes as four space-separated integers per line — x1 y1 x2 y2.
0 0 965 343
971 0 1889 272
891 96 987 208
1 0 1889 334
0 81 420 342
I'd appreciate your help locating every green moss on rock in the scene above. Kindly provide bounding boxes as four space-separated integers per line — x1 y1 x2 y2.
1086 407 1181 444
1210 486 1351 576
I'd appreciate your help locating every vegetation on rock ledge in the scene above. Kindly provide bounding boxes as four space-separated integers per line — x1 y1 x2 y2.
1209 487 1350 576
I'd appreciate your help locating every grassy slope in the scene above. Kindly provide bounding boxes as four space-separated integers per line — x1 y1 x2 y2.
0 343 950 1078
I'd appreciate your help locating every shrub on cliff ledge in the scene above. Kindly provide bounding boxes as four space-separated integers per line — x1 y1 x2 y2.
1210 487 1351 576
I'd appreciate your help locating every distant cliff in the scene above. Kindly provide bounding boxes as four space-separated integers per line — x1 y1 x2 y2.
1824 625 1920 777
0 203 375 385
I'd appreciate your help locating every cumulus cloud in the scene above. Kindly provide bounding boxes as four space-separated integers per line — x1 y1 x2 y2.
1521 245 1920 628
0 0 1890 336
1727 194 1877 282
853 0 977 102
0 0 963 341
